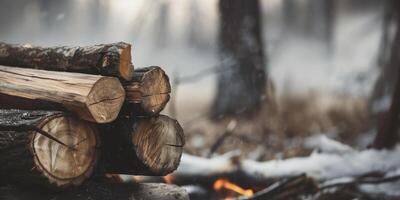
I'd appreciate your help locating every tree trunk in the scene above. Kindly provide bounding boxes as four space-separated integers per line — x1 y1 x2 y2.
0 109 99 189
99 115 184 176
213 0 267 117
308 0 336 56
373 1 400 149
124 66 171 116
0 42 134 80
370 0 398 109
0 181 189 200
0 65 125 123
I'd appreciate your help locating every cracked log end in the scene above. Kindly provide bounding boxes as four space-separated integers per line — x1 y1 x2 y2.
85 77 126 123
132 115 184 175
125 66 171 115
0 110 99 188
32 115 99 187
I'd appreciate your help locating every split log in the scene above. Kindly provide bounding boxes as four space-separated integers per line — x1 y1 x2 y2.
0 65 125 123
99 115 184 176
124 66 171 116
0 109 99 188
0 42 134 80
0 182 189 200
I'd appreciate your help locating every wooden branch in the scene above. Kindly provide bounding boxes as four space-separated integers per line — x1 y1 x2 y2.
99 115 184 176
236 174 316 200
320 173 400 191
0 42 134 80
0 109 99 189
0 65 125 123
124 66 171 116
0 181 189 200
207 120 237 158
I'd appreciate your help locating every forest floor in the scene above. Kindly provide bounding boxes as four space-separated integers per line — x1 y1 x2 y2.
168 92 400 200
178 92 373 161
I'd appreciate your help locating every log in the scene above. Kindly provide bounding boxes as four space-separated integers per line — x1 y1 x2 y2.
0 109 99 188
124 66 171 116
0 65 125 123
0 42 134 80
99 115 184 176
0 182 189 200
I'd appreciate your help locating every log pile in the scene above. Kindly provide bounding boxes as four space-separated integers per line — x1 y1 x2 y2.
0 42 187 199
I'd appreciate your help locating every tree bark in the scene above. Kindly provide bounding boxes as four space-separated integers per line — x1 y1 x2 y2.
370 0 399 110
0 109 99 189
0 65 125 123
124 66 171 116
214 0 267 117
372 1 400 149
0 42 134 81
99 115 184 176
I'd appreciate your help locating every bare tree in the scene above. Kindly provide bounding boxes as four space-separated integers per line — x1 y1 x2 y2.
212 0 267 118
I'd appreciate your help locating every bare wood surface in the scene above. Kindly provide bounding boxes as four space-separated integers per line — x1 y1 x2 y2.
0 42 134 80
0 65 125 123
99 115 184 176
0 109 99 188
0 179 189 200
124 66 171 116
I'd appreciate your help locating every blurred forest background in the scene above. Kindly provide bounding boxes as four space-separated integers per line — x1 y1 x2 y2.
0 0 397 159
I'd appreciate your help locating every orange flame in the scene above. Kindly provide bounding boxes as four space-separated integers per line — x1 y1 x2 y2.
213 179 254 198
163 175 174 184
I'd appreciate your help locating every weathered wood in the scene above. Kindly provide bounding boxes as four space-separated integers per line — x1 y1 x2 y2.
124 66 171 116
99 115 184 176
0 182 189 200
0 42 134 80
0 109 99 189
0 65 125 123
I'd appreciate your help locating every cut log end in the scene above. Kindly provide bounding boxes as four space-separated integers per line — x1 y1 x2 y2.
32 115 99 187
86 77 126 123
132 115 184 175
0 65 126 124
125 66 171 115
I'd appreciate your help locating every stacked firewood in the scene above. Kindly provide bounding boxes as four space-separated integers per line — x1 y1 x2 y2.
0 42 188 200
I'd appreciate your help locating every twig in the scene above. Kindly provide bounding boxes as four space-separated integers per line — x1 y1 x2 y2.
320 174 400 191
236 174 313 200
207 120 237 158
169 71 179 118
177 65 218 84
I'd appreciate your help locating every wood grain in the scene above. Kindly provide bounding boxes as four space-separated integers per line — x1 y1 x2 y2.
124 66 171 116
99 115 184 176
0 65 125 123
0 109 99 189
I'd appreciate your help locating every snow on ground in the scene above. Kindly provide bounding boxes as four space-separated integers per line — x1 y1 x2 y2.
176 136 400 183
304 134 355 154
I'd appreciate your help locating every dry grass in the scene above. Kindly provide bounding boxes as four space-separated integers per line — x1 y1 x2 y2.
180 90 372 160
